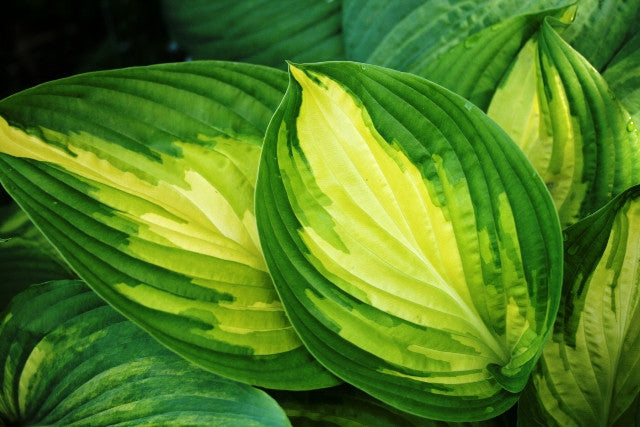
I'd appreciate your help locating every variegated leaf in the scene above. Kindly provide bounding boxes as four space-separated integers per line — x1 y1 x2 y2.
343 0 568 70
415 4 574 110
256 62 563 421
0 61 337 389
487 19 640 228
518 185 640 426
0 280 290 426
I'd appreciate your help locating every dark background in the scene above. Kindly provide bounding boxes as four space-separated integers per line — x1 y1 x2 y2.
1 0 185 99
1 0 186 204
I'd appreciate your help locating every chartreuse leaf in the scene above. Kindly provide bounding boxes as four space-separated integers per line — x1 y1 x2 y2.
517 185 640 427
487 19 640 228
256 62 563 421
604 31 640 125
0 280 291 426
343 0 568 70
162 0 344 68
559 0 640 71
0 61 337 389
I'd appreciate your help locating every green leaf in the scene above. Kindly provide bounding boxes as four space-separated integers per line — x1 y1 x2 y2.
517 185 640 426
560 0 640 71
487 19 640 228
271 385 516 426
0 280 291 426
343 0 568 71
604 31 640 125
271 385 430 426
0 237 74 311
162 0 345 68
256 61 563 421
0 61 337 389
414 4 574 110
0 203 75 310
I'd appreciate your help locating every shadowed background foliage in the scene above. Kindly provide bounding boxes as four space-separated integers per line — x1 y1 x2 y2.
2 0 184 205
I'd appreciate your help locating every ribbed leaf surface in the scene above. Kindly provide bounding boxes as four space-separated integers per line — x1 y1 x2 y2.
271 385 429 427
272 385 515 426
604 32 640 125
343 0 566 70
163 0 344 68
518 185 640 426
0 203 75 309
256 61 563 421
0 280 291 426
0 237 74 311
560 0 640 71
0 61 336 389
487 20 640 228
415 5 573 110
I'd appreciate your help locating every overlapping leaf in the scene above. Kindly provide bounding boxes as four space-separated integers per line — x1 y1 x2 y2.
0 61 337 389
415 5 574 110
256 61 563 421
517 185 640 426
0 280 291 426
342 0 568 71
487 20 640 228
271 385 429 427
162 0 344 68
604 31 640 125
271 385 515 426
559 0 640 71
0 203 75 310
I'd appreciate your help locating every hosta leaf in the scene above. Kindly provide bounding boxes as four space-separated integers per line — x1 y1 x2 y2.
0 61 337 389
162 0 344 68
517 185 640 426
0 237 74 311
0 203 75 310
271 385 430 426
415 4 574 110
0 280 290 426
560 0 640 71
256 61 563 421
604 31 640 125
271 385 516 426
487 19 640 228
343 0 568 70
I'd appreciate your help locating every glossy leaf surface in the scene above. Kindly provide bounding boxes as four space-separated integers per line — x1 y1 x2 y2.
256 61 563 421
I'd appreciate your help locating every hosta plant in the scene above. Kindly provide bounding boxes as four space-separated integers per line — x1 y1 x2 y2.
255 61 563 420
1 0 639 424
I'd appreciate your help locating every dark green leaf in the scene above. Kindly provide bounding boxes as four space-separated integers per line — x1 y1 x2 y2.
162 0 345 68
0 280 291 426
